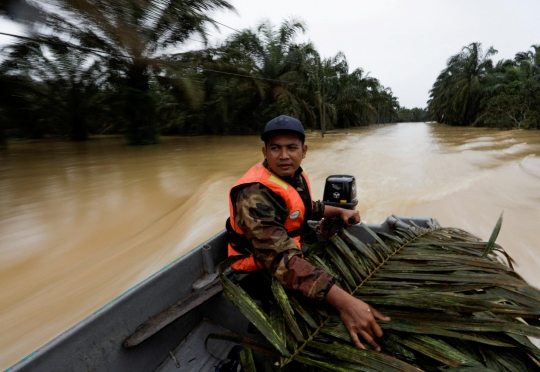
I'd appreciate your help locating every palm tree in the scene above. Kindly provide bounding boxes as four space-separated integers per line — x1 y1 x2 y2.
2 0 234 144
215 215 540 370
189 28 387 135
428 42 497 126
173 19 342 135
371 86 399 125
210 19 319 133
515 45 540 76
472 45 540 129
0 41 109 140
317 53 380 129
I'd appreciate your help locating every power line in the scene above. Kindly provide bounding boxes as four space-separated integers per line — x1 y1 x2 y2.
0 31 311 85
0 31 208 55
176 64 309 85
212 20 242 33
0 31 116 57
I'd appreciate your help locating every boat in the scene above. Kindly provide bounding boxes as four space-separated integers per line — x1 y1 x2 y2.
6 213 436 371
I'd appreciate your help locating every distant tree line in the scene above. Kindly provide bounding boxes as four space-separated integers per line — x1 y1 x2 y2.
397 107 429 123
428 42 540 129
0 0 399 145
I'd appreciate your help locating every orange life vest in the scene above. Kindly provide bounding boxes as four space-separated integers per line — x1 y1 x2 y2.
227 162 312 271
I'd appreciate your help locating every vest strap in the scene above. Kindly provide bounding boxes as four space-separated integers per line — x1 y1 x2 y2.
226 217 252 256
226 217 308 255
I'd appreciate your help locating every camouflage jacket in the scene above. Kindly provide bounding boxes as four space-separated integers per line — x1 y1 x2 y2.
232 161 335 301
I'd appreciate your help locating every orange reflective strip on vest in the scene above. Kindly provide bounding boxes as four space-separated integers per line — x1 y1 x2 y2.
228 163 311 271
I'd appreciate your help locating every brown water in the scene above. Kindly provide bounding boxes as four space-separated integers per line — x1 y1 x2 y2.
1 123 540 368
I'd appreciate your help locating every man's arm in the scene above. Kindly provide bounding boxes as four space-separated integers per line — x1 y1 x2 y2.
322 205 391 351
234 184 334 301
236 185 389 350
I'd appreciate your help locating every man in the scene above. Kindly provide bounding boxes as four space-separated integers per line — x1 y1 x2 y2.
226 115 390 351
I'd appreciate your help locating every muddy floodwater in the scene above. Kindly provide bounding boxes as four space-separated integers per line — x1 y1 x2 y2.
1 123 540 368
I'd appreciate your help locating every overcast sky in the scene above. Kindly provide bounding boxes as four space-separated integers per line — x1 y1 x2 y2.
204 0 540 108
1 0 539 108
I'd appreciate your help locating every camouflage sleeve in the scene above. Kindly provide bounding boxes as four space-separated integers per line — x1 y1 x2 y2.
311 200 325 220
234 184 334 301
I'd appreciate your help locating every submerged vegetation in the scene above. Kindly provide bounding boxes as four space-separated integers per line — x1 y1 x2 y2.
0 0 399 145
428 43 540 129
216 216 540 371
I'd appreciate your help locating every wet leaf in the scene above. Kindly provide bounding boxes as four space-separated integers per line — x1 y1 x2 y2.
483 212 503 257
220 274 290 357
271 278 304 342
240 348 257 372
216 216 540 371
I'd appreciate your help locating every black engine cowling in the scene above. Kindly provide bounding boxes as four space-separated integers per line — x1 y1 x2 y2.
322 175 358 210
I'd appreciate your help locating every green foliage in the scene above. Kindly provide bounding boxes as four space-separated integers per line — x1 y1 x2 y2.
428 42 497 126
0 41 112 140
240 348 258 372
397 107 429 123
171 20 399 134
0 0 234 144
1 6 400 142
216 218 540 371
429 43 540 129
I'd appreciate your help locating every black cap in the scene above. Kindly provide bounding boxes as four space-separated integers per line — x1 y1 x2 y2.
261 115 305 142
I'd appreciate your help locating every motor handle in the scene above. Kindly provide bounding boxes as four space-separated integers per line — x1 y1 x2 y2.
348 216 357 224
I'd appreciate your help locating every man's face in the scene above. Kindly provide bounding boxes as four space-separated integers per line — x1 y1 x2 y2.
262 132 307 178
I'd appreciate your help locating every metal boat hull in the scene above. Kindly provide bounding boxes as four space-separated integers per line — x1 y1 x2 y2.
7 216 436 372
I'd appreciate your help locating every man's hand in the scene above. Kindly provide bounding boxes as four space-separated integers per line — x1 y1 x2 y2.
326 285 390 351
339 208 360 226
323 205 361 226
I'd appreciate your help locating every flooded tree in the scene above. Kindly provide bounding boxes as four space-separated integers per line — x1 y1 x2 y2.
1 3 400 143
428 43 540 129
1 41 110 140
169 20 398 135
1 0 234 144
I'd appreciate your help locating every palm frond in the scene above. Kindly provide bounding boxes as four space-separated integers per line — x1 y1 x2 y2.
214 215 540 371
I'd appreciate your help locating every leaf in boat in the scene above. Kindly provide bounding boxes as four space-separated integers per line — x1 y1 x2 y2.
326 246 358 289
271 278 305 342
330 234 369 279
392 334 482 367
359 222 393 254
341 228 381 265
379 321 516 347
320 322 352 343
220 274 290 357
269 302 285 346
288 296 318 329
240 347 257 372
483 212 503 257
216 215 540 370
294 355 367 372
308 341 421 372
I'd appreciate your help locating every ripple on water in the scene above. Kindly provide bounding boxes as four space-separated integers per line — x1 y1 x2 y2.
458 137 518 151
520 155 540 178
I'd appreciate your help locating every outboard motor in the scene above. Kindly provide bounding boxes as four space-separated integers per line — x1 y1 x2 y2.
323 175 358 210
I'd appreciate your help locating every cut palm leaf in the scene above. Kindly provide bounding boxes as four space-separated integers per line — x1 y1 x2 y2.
218 216 540 370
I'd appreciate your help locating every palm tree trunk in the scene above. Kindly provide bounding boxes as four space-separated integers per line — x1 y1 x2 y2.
124 65 158 145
